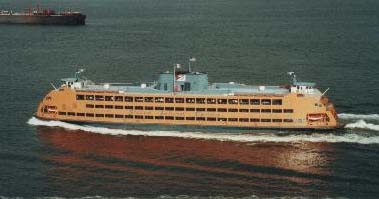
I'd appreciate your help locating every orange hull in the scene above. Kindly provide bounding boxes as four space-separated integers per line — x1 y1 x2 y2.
36 87 339 130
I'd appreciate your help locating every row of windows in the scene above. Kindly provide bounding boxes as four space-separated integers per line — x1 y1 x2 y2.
85 104 294 113
77 95 282 105
58 112 294 123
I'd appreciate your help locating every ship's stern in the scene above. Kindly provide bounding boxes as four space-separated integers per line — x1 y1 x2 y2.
320 96 339 129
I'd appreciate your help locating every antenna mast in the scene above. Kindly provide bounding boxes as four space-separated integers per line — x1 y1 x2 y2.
173 64 175 93
173 64 181 93
287 72 297 85
188 57 196 72
75 68 85 79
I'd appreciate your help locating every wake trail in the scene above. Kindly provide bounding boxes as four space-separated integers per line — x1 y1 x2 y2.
345 120 379 132
338 113 379 131
28 117 379 145
338 113 379 120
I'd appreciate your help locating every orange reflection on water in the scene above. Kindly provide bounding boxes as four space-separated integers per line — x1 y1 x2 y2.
36 126 334 196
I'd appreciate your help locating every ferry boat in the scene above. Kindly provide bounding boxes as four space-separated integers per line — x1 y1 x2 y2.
35 63 339 130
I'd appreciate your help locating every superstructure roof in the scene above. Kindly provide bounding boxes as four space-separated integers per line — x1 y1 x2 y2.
65 69 321 96
80 83 290 96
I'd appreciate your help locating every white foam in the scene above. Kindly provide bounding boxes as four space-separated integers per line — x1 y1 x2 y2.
27 117 379 145
345 120 379 132
338 113 379 120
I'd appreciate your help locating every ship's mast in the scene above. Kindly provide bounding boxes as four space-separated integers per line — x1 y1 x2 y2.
188 57 196 72
75 68 85 79
28 2 32 15
173 64 175 94
287 72 297 85
173 63 181 94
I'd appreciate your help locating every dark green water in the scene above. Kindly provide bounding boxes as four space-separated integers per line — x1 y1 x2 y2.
1 0 379 198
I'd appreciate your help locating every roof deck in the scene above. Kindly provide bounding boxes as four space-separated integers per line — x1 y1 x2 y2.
60 69 321 97
77 83 290 96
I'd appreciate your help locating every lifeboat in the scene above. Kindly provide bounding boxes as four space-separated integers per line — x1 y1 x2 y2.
307 113 325 121
46 106 58 114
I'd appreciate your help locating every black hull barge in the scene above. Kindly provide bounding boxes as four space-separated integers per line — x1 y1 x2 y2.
0 9 86 25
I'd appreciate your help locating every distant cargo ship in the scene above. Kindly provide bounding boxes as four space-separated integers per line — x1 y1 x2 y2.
35 62 339 130
0 8 85 25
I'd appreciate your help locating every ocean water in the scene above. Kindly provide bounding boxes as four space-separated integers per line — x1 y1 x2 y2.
1 0 379 198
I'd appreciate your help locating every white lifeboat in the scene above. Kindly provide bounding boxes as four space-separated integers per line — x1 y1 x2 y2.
47 106 58 113
307 113 325 121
